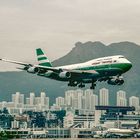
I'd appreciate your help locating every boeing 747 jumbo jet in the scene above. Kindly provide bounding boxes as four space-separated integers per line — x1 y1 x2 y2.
0 48 132 89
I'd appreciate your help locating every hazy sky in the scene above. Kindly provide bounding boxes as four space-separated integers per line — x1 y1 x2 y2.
0 0 140 70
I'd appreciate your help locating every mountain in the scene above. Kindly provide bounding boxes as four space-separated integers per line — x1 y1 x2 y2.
0 71 67 104
0 41 140 105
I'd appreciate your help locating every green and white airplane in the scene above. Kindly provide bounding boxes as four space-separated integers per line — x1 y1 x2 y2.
0 48 132 89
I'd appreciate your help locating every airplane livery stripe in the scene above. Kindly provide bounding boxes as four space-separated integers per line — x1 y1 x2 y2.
76 63 131 73
39 62 52 67
38 57 47 61
36 48 44 56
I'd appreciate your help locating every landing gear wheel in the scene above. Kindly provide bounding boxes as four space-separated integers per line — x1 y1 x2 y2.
90 80 96 89
78 83 85 88
90 84 96 89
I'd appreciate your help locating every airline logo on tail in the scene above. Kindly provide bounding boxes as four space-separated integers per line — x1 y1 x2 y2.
36 48 52 67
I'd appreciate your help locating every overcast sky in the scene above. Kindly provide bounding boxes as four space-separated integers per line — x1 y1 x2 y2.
0 0 140 71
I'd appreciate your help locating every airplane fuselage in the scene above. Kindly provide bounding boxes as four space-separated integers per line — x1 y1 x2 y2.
107 128 136 138
42 55 132 84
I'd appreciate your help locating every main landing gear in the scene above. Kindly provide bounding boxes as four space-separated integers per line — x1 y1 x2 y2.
68 81 78 87
90 80 96 89
68 80 96 89
78 82 85 88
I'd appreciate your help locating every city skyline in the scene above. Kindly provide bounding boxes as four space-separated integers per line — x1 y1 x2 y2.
0 88 140 115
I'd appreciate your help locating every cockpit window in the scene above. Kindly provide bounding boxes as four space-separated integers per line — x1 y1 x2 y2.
119 56 125 58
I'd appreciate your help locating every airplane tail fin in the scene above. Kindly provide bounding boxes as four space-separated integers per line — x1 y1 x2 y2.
36 48 52 67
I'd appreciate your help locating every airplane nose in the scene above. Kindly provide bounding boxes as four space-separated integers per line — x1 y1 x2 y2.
121 59 132 72
126 62 132 71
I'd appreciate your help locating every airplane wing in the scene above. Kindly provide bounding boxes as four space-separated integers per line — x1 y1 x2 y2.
0 58 32 66
0 58 56 71
0 58 99 76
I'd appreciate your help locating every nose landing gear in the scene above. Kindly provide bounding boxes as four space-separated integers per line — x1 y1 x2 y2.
68 81 78 87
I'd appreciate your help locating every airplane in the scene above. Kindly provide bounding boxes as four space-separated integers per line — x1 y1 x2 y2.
0 48 132 89
106 128 136 138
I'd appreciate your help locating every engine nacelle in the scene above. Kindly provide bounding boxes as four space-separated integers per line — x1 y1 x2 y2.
27 67 39 73
108 78 124 85
59 71 71 78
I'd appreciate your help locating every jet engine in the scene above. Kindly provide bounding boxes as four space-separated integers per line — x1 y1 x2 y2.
107 77 124 85
27 67 39 73
59 71 71 78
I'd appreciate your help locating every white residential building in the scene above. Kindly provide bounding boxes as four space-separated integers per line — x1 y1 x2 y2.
84 89 93 109
65 90 75 106
90 94 98 110
117 90 127 106
29 92 35 105
40 92 46 106
12 92 24 107
129 96 139 110
99 88 109 106
75 89 83 109
56 97 65 107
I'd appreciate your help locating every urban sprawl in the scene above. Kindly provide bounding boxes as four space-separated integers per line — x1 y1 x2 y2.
0 88 140 138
